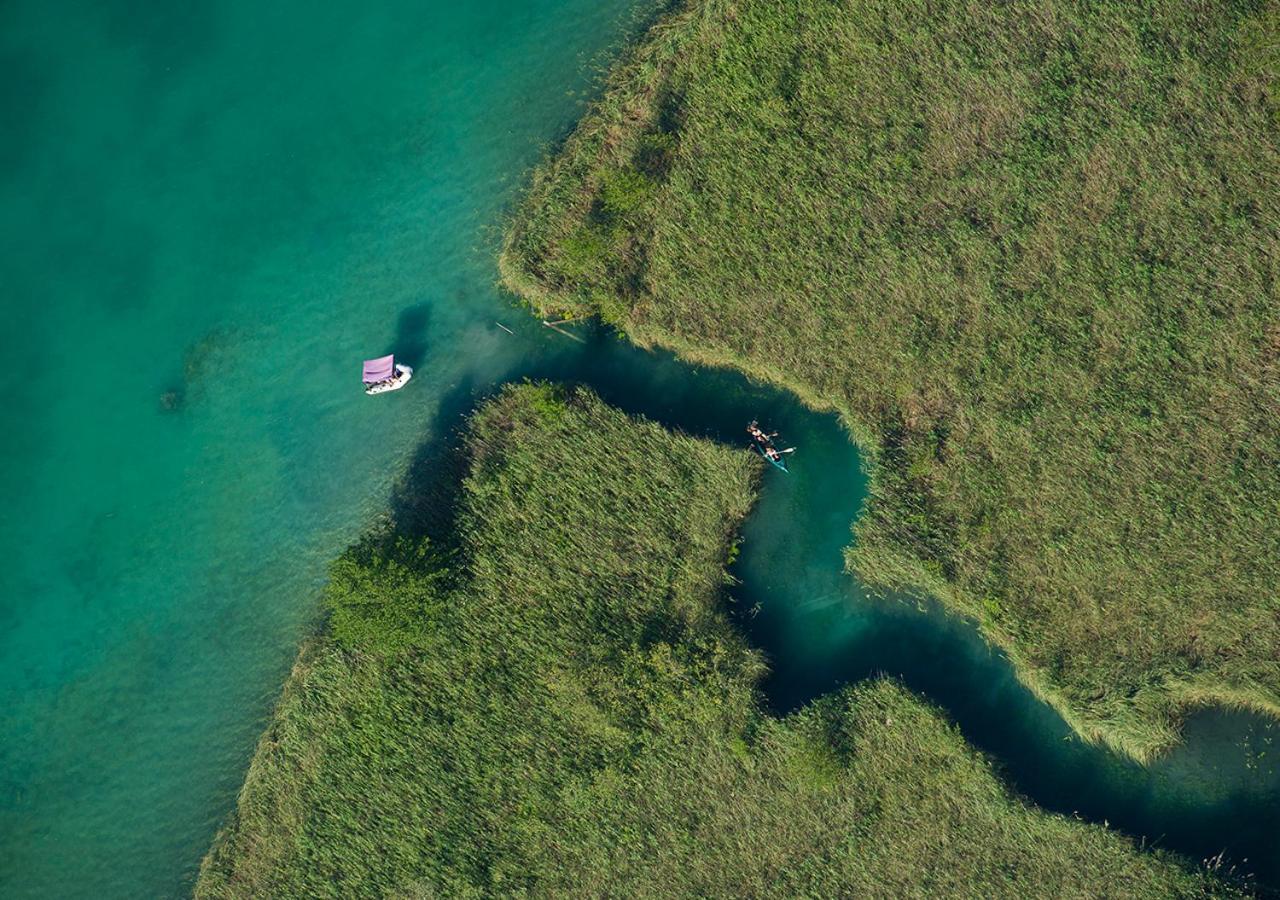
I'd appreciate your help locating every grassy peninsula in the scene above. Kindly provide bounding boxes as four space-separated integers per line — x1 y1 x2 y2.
501 0 1280 761
198 385 1235 897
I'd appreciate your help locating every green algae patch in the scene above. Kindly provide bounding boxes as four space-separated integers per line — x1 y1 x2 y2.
500 0 1280 763
197 385 1235 898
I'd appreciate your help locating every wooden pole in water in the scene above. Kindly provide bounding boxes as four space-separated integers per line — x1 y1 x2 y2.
542 320 586 344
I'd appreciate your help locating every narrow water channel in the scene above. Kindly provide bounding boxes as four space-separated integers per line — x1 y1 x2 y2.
466 320 1280 890
1 0 1275 896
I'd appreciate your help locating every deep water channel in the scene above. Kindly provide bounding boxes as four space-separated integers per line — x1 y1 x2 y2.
1 0 1277 897
483 324 1280 891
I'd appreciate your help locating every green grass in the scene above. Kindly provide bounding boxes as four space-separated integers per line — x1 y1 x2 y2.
197 384 1237 897
501 0 1280 762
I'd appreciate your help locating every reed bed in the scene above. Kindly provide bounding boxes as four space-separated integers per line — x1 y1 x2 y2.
501 0 1280 762
197 385 1237 897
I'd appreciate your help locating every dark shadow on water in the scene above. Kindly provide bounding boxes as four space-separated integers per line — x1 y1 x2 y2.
392 302 433 370
382 317 1280 893
387 374 477 542
158 325 244 414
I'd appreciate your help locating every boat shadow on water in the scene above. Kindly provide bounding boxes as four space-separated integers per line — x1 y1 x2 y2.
393 302 432 371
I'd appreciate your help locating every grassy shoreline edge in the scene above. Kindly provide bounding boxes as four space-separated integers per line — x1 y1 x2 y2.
498 0 1280 764
198 385 1240 896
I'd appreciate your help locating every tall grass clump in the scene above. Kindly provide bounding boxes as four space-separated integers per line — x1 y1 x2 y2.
501 0 1280 762
197 385 1240 898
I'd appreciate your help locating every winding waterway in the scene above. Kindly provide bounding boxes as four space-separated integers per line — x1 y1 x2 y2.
1 1 1276 897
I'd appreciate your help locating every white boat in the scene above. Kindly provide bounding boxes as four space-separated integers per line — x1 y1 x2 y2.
362 354 413 395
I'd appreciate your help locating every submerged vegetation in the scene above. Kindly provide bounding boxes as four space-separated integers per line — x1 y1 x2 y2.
501 0 1280 761
198 385 1237 897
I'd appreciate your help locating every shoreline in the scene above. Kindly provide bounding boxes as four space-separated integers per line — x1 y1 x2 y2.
199 384 1244 896
498 0 1280 765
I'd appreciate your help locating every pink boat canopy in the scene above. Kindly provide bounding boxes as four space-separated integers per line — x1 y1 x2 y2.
362 354 396 384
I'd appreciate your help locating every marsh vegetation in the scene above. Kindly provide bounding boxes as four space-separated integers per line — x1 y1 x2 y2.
502 0 1280 762
198 386 1238 897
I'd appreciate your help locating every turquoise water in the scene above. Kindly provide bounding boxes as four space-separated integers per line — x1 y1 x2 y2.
1 1 1277 897
0 1 653 895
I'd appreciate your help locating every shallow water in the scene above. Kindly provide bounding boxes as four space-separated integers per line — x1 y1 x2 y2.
0 1 1276 897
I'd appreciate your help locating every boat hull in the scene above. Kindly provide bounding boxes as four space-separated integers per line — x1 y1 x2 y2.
365 364 413 395
753 442 788 473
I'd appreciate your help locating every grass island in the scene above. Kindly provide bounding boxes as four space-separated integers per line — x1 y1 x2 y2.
501 0 1280 763
198 385 1237 897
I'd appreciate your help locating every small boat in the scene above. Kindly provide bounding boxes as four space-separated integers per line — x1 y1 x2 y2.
754 442 790 473
747 420 793 473
363 354 413 395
